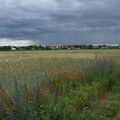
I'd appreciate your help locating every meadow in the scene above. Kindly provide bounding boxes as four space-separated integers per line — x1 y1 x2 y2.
0 49 120 120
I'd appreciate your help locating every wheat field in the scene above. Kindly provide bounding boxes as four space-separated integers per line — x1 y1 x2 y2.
0 49 120 91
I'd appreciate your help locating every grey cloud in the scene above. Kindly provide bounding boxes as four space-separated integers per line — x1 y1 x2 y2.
0 0 120 45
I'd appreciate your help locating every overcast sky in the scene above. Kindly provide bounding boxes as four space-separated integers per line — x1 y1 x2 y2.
0 0 120 46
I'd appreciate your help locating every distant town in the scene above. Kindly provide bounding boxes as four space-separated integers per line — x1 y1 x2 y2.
0 44 120 51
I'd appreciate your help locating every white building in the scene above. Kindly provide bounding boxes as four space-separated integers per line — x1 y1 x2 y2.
11 47 16 51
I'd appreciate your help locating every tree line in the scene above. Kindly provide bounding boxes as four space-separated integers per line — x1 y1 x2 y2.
0 44 119 51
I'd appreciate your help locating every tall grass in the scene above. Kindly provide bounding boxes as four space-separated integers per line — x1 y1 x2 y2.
0 55 120 120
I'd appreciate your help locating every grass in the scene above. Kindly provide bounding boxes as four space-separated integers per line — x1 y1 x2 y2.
90 80 120 120
0 50 120 119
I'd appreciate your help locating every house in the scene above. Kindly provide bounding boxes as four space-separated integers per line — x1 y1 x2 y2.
11 47 16 51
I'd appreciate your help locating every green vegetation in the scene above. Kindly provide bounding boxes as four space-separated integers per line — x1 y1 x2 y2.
0 50 120 120
0 45 51 51
0 44 120 51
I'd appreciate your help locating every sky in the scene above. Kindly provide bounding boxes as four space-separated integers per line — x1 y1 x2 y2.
0 0 120 46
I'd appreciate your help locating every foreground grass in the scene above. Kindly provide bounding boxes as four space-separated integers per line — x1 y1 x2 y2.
0 55 120 120
0 50 120 120
86 80 120 120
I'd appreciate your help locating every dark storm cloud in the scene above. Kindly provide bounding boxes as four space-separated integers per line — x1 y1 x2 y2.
0 0 120 45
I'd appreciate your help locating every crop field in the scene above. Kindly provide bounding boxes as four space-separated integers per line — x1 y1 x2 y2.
0 50 120 120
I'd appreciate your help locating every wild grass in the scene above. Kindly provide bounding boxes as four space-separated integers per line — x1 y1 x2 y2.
0 50 120 119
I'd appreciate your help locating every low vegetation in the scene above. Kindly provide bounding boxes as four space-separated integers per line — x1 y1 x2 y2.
0 50 120 120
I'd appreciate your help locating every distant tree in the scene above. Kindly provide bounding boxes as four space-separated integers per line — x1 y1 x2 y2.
98 45 102 49
87 44 93 49
0 46 11 51
45 46 51 50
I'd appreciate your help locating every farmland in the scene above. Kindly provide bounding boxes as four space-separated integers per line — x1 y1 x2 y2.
0 50 120 120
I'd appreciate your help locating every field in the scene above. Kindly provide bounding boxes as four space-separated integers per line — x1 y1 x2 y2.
0 50 120 120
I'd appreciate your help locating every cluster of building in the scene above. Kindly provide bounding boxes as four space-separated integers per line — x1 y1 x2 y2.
49 45 77 50
49 44 120 50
